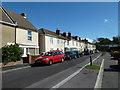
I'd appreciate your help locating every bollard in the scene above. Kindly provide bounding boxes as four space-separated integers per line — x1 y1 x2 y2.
90 55 92 66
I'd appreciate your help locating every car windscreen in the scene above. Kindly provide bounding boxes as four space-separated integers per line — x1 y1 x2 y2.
65 52 71 55
44 52 53 56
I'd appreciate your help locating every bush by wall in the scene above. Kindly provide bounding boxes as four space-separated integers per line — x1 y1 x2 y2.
2 44 23 64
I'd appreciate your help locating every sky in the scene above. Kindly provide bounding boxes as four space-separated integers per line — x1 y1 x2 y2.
2 2 118 40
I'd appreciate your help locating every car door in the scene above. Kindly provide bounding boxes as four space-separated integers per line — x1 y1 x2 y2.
53 52 58 63
58 52 62 61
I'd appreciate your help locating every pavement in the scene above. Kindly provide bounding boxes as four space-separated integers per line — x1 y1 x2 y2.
1 52 120 90
1 63 31 73
102 53 119 89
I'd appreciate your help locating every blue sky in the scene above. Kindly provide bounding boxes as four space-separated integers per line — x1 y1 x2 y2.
2 2 118 40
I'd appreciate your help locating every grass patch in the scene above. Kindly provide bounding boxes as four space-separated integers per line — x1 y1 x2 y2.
85 65 100 70
101 52 107 56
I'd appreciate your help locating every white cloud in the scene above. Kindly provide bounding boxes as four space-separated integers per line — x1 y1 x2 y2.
104 19 109 23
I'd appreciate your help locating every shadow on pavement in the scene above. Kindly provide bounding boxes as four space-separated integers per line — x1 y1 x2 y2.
104 65 120 72
110 57 118 61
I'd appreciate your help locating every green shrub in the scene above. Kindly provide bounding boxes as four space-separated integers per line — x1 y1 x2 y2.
2 44 23 64
113 51 120 54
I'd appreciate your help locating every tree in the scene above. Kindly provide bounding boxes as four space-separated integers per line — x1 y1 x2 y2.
97 38 111 45
2 44 23 64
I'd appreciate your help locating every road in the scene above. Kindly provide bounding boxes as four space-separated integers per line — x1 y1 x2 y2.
2 53 100 89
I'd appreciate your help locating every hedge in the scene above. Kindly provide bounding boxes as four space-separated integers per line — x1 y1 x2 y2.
2 44 23 64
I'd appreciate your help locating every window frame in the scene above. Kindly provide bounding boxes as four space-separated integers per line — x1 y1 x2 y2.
27 30 32 41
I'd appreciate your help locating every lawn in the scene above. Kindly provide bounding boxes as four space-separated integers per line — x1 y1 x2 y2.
101 52 107 56
85 65 100 70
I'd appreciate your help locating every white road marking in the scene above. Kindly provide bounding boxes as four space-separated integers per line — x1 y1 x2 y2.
94 59 104 89
50 54 101 89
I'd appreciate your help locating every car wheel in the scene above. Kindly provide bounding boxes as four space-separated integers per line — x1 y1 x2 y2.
61 58 64 62
49 60 52 65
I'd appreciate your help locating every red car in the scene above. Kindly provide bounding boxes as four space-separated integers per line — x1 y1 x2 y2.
35 51 65 65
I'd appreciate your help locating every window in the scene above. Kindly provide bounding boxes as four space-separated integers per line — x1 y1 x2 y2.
54 52 58 55
50 48 53 51
50 37 53 44
72 41 74 46
67 41 69 45
59 52 63 55
57 39 60 44
44 52 53 56
76 42 78 46
28 30 32 41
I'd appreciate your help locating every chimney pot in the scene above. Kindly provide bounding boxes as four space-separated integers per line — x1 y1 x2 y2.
21 13 26 18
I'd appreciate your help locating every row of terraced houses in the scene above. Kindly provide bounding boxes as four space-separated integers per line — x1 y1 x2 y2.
0 7 96 58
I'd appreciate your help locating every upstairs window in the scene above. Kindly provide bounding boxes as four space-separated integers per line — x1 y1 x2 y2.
67 40 69 45
28 30 32 41
50 37 53 44
57 39 60 44
72 41 74 46
76 42 78 46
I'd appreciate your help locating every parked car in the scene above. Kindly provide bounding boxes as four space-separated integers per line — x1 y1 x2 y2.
84 50 90 55
35 51 65 65
90 50 94 54
73 50 83 58
65 51 77 60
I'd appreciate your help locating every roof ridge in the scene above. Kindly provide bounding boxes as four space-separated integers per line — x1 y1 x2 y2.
2 7 37 31
2 7 16 24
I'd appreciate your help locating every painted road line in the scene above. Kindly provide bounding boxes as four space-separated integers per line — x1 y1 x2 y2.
1 66 31 74
50 54 101 89
94 59 104 89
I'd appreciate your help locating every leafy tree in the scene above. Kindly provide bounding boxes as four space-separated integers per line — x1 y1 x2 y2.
2 44 23 64
97 38 111 45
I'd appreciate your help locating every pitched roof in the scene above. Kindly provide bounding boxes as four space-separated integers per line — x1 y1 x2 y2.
39 28 69 40
0 6 37 31
0 8 13 24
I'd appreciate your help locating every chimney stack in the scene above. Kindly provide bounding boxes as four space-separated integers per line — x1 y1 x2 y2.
75 36 77 40
63 32 66 37
21 13 26 18
79 37 81 41
68 32 71 37
56 29 60 35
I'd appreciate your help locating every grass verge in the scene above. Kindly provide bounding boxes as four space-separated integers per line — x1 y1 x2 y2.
85 65 100 70
101 52 107 56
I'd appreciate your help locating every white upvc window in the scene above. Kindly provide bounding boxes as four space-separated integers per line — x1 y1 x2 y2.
72 40 74 46
76 42 78 46
57 39 60 44
50 37 53 44
67 40 69 45
28 30 32 41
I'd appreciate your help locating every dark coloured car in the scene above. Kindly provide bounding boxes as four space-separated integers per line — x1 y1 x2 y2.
84 51 90 55
65 51 77 60
73 50 83 58
90 50 94 54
